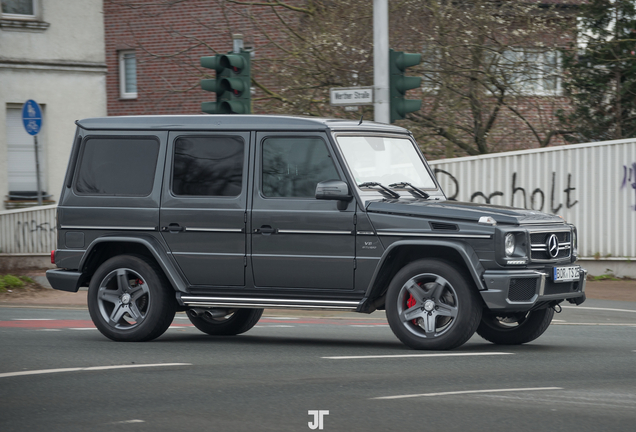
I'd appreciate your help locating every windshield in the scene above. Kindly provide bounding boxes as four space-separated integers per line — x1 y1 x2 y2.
335 135 437 189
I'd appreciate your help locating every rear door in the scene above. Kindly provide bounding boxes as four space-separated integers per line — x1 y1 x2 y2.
250 132 355 290
160 131 250 286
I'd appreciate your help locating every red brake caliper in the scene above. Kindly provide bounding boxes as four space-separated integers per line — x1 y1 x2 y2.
406 294 418 325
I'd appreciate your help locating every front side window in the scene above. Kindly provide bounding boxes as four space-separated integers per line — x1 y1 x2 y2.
262 137 340 198
1 0 34 18
172 136 244 197
336 135 437 189
119 50 137 99
75 137 159 196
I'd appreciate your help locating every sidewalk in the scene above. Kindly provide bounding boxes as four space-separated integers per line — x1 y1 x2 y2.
1 270 635 310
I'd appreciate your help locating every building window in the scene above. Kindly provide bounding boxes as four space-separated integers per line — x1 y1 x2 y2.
496 49 561 96
119 50 137 99
1 0 35 19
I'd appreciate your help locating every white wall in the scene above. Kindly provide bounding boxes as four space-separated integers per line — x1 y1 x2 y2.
0 0 107 206
429 139 636 277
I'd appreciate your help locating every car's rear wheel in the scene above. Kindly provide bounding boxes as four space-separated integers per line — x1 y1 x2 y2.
88 255 176 342
476 307 555 345
386 259 482 350
187 308 263 336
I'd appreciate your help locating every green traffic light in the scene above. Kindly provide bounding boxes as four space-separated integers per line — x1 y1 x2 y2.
389 49 422 123
200 50 251 114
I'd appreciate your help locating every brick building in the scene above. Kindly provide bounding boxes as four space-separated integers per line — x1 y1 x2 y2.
103 1 579 159
104 0 299 117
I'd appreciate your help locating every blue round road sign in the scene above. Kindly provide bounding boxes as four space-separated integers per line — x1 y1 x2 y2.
22 100 43 136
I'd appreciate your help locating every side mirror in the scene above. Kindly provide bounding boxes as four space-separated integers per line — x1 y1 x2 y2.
315 180 353 202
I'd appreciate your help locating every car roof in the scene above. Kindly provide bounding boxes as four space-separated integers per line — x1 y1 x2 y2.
75 115 410 134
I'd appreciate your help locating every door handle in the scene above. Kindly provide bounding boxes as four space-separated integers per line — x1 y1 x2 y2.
255 225 276 235
162 223 186 233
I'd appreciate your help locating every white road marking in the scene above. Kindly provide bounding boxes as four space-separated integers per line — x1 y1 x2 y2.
69 328 98 330
13 319 55 321
0 363 192 379
552 323 636 326
36 329 61 332
349 325 390 327
323 352 513 360
255 325 295 328
112 420 145 424
263 317 300 320
373 386 563 400
562 306 636 313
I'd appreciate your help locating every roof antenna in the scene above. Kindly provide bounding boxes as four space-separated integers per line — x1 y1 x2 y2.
358 113 364 125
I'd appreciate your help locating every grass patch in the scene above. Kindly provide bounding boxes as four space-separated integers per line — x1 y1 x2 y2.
0 275 27 292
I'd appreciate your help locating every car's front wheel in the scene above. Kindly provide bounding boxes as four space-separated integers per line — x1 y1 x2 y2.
88 255 176 342
386 259 482 350
476 308 555 345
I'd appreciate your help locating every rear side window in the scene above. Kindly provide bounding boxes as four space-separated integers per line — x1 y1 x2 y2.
172 136 244 197
262 137 340 198
75 137 159 196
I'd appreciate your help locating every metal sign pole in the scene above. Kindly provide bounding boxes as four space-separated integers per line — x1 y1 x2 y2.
22 99 44 206
34 134 43 205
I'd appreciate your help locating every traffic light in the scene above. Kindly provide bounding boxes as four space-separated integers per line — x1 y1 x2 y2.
389 49 422 123
201 51 251 114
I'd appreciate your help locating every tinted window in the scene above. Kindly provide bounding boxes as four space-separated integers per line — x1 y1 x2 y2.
172 136 244 197
262 137 340 198
75 137 159 196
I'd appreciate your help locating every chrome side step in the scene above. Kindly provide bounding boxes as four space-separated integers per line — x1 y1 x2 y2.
178 295 360 311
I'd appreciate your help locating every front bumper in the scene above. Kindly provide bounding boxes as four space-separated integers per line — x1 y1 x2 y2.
479 266 587 312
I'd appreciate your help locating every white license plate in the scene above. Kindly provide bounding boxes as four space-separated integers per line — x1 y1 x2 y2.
553 266 580 283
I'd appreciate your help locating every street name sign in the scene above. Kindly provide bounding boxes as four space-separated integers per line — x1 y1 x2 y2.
330 87 373 106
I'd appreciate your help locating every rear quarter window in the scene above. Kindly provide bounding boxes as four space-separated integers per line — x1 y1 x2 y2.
74 137 159 196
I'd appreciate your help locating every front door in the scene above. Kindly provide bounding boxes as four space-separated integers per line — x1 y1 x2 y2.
251 132 355 290
160 131 250 286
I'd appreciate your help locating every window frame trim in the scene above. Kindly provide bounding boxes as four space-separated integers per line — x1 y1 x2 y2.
1 0 37 20
118 50 138 100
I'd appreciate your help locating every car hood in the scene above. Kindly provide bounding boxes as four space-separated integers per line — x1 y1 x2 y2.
365 199 564 226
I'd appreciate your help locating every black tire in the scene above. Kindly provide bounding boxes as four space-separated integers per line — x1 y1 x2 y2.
87 255 176 342
187 308 263 336
476 308 554 345
385 259 482 350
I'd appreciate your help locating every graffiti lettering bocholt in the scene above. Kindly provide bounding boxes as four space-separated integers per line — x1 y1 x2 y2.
14 220 56 252
433 169 579 214
622 162 636 211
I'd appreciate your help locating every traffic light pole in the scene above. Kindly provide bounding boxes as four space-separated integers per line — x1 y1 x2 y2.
373 0 390 124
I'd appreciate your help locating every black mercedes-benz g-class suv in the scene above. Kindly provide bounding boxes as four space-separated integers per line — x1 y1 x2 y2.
46 115 586 350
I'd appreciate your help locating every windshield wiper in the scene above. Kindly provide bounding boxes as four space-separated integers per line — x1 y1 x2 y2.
389 182 430 199
358 182 400 199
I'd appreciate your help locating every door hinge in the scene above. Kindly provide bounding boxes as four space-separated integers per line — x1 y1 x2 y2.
244 256 247 267
353 259 357 270
353 214 357 225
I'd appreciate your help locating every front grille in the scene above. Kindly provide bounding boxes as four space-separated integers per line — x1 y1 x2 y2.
507 278 538 302
530 230 571 262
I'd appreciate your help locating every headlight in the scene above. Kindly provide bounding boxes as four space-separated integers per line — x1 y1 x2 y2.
504 233 516 257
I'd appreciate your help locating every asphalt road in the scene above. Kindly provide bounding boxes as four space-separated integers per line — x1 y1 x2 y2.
1 301 635 432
